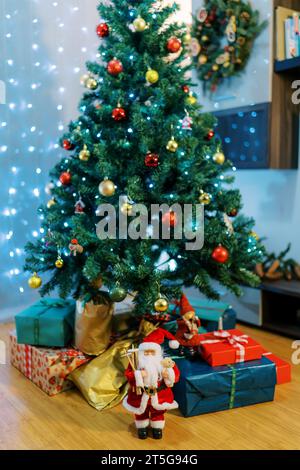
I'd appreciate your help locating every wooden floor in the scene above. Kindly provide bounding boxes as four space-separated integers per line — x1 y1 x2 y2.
0 322 299 450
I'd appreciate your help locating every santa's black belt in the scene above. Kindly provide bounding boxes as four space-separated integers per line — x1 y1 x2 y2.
143 384 167 396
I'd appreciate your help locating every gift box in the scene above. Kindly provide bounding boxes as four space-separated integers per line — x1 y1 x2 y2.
188 298 236 332
10 331 90 396
74 296 114 355
173 356 276 417
15 298 75 347
262 350 292 385
198 329 264 367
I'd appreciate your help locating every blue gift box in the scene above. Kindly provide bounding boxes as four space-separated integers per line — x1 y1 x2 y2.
173 356 276 417
188 298 237 332
15 298 75 347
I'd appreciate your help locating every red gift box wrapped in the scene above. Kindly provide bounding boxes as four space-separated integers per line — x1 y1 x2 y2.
10 331 91 396
262 350 291 385
198 329 264 367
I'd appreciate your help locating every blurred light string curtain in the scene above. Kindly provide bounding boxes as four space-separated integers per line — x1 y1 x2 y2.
0 0 189 318
0 0 100 317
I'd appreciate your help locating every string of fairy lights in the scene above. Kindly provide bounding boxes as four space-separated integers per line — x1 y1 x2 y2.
0 0 101 310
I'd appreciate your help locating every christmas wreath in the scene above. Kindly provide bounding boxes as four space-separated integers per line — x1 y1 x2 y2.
191 0 267 93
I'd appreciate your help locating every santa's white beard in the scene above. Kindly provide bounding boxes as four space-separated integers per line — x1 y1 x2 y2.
138 351 163 387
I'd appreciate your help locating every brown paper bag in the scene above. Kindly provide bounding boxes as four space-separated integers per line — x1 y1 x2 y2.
74 298 114 355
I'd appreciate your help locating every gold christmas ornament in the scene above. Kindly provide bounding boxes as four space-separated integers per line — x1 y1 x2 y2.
223 61 231 68
212 64 219 71
47 198 56 209
250 231 259 241
99 179 115 197
199 191 211 205
86 77 98 90
166 138 178 153
186 93 197 105
183 32 192 45
121 202 133 216
133 16 147 32
55 257 64 269
79 144 90 161
213 151 226 165
146 69 159 84
154 297 169 313
198 54 208 65
28 273 42 289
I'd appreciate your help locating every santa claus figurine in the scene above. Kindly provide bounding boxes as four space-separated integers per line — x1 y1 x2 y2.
122 328 180 440
175 294 201 353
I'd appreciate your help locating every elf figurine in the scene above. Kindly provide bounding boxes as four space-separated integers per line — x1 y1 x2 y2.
122 328 180 440
175 294 202 354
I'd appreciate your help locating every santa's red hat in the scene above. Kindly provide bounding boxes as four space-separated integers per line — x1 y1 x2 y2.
179 294 195 317
139 327 179 352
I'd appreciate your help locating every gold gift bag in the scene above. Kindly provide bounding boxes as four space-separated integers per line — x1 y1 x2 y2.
69 320 156 411
74 297 114 356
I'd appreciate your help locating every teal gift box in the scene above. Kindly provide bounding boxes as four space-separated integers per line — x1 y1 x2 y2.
15 298 76 347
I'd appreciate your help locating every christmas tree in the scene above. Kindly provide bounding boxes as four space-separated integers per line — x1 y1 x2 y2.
24 0 263 317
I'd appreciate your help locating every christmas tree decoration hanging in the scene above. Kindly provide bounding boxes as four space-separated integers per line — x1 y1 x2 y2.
145 152 159 168
74 197 86 214
59 171 72 185
85 77 98 90
166 137 178 153
99 178 115 196
227 208 238 218
133 16 147 32
199 191 211 205
212 245 229 264
79 144 90 161
154 296 169 313
69 239 84 256
162 211 178 228
96 22 110 38
55 255 64 269
206 130 215 140
146 69 159 84
28 273 42 289
166 37 182 53
213 150 225 165
47 198 56 209
120 195 134 216
112 106 127 121
107 58 123 76
182 112 193 130
186 93 197 106
182 85 190 93
62 139 74 151
110 285 127 302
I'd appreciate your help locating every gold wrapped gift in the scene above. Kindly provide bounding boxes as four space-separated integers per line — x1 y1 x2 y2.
69 320 156 411
74 297 114 356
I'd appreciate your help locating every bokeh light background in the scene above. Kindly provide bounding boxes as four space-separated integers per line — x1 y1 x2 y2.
0 0 190 318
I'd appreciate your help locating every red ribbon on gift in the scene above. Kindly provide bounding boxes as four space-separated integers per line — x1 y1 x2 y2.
200 330 249 363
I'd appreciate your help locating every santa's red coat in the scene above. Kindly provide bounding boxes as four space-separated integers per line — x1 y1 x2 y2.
123 364 180 416
175 317 202 347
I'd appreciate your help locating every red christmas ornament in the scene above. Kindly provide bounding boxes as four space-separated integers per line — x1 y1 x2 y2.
182 85 190 93
96 23 109 38
167 37 182 53
206 130 215 140
145 152 159 168
59 171 72 186
212 246 229 264
107 59 123 76
63 139 73 151
112 106 126 121
228 209 238 218
162 211 178 228
71 239 78 245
